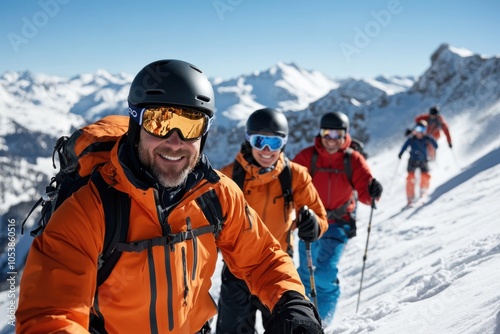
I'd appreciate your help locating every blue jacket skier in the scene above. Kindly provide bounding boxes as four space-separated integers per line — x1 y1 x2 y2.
398 121 438 205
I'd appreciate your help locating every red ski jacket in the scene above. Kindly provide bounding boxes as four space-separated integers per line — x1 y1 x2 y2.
293 135 374 221
415 114 452 145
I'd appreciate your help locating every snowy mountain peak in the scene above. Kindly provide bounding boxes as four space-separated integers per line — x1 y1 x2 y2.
212 62 338 125
431 43 475 63
411 43 500 104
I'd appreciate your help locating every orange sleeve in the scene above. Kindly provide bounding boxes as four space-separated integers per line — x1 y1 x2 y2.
215 177 306 311
291 163 328 236
16 185 104 334
219 162 233 178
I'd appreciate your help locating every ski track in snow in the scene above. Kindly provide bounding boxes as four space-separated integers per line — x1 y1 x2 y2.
324 144 500 334
207 142 500 334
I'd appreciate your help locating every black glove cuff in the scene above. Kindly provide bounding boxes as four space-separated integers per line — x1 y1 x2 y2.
265 291 324 334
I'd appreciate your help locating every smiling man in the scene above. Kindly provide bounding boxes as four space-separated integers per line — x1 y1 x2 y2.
293 111 383 324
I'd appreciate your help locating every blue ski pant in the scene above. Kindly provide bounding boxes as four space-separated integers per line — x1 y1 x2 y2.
298 222 350 324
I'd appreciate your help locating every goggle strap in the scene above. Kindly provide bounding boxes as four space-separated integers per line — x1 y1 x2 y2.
128 104 146 126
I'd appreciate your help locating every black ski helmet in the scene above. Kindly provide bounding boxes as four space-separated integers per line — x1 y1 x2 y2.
320 112 350 131
128 59 214 115
429 106 440 115
245 108 288 138
127 59 215 150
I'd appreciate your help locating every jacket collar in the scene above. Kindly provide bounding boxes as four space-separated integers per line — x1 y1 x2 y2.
234 147 286 186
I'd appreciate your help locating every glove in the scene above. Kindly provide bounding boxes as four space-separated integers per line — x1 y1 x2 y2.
297 206 319 243
398 152 402 159
368 178 383 199
265 291 324 334
404 128 412 136
449 142 453 148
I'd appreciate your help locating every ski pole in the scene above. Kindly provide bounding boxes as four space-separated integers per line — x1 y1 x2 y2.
356 199 375 313
305 242 318 310
450 147 461 170
387 157 402 196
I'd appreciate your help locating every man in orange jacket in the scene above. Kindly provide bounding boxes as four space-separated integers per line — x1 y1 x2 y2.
16 60 324 334
414 106 452 161
293 112 383 324
216 108 328 333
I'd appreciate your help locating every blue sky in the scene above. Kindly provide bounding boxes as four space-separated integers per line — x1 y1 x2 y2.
1 0 499 80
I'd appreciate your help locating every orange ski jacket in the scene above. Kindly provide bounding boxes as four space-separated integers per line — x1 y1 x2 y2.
293 135 374 219
16 138 305 334
220 151 328 254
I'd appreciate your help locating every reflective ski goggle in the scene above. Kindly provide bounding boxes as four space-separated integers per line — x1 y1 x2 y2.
128 104 212 140
319 129 346 140
414 125 426 133
246 134 287 151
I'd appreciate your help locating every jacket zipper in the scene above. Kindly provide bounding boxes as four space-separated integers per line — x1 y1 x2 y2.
181 247 189 305
153 188 175 331
154 182 212 331
148 247 159 334
164 244 174 331
186 217 198 280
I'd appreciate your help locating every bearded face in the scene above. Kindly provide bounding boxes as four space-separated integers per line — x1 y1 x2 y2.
138 129 200 188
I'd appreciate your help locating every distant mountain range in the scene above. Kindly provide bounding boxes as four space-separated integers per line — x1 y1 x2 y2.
1 43 500 278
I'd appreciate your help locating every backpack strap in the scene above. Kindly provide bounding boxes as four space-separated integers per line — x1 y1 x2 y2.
310 150 318 178
343 148 354 188
110 189 225 255
309 148 354 187
196 189 224 238
278 157 293 208
90 172 131 286
89 172 130 334
232 160 246 190
232 159 293 208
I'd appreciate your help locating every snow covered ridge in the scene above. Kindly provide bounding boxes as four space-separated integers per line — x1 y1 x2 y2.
1 44 500 217
412 43 500 104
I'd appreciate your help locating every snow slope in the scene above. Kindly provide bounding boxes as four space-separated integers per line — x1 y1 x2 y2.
207 111 500 334
2 88 500 334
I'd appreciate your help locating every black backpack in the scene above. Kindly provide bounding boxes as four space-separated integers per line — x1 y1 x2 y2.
21 115 224 331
